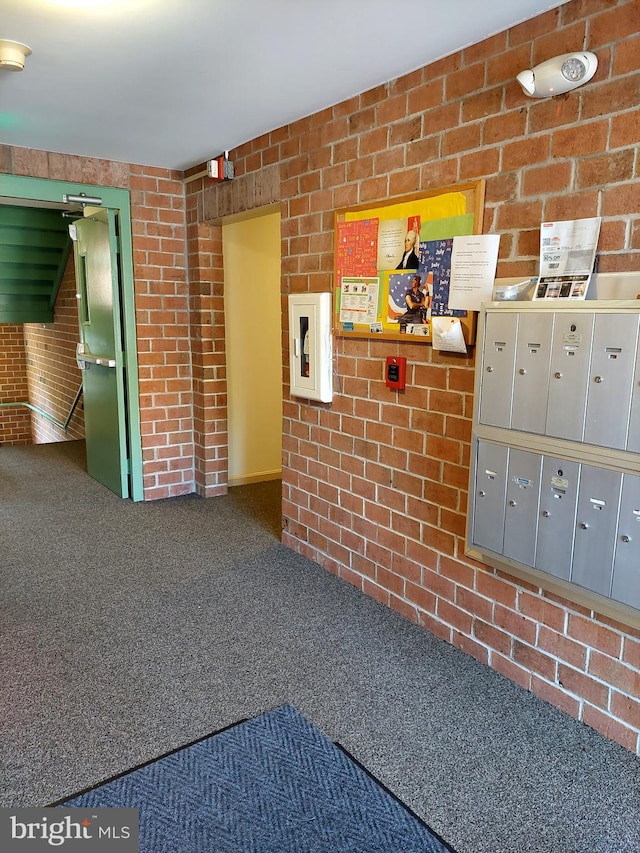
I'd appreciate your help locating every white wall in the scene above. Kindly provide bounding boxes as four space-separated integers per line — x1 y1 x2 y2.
223 209 282 485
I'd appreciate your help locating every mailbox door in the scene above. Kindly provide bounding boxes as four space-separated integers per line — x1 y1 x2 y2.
584 313 639 450
472 440 508 555
535 457 580 581
611 473 640 609
546 313 594 442
479 312 517 429
511 312 554 435
572 465 622 596
627 342 640 454
503 449 542 566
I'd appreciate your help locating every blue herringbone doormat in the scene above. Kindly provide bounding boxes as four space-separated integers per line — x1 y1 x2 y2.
53 704 456 853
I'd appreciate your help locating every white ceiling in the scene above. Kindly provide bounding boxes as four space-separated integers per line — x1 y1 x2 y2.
1 0 567 172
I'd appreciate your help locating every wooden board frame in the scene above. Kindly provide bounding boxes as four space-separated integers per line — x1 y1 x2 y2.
333 179 486 345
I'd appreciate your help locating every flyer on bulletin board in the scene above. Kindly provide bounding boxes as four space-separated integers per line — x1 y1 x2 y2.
339 276 380 325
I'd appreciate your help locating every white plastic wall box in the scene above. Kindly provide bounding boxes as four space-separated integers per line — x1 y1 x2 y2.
288 292 333 403
467 295 640 629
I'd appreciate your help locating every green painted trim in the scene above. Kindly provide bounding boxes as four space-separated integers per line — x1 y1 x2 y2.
113 209 143 502
0 175 129 209
0 174 144 501
107 208 129 499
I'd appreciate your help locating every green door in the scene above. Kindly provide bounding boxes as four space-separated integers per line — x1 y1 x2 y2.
72 209 129 498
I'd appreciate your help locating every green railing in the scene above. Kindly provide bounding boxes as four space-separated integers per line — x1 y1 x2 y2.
0 384 83 433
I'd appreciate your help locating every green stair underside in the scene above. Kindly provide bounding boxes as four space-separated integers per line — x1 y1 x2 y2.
0 205 72 323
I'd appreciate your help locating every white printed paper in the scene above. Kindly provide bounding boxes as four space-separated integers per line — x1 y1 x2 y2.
448 235 501 311
534 217 601 300
432 317 467 353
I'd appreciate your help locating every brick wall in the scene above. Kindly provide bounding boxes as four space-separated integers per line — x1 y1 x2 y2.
129 165 194 499
186 0 640 753
23 255 85 442
0 151 193 497
0 324 30 444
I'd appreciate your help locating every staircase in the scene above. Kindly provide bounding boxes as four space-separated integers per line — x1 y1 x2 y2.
0 204 72 323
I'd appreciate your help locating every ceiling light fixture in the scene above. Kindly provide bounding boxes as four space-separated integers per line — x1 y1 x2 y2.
0 40 32 72
517 51 598 98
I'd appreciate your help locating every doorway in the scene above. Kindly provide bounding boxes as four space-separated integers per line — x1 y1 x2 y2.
222 207 282 486
0 174 143 500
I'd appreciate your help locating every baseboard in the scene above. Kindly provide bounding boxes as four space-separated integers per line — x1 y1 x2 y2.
228 470 282 487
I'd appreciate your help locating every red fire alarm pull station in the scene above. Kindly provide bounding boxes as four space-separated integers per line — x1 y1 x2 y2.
385 355 407 390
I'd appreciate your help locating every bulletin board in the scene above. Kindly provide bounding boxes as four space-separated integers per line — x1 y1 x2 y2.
333 180 486 345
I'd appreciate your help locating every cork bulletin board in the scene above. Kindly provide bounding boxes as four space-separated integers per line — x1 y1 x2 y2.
333 180 486 345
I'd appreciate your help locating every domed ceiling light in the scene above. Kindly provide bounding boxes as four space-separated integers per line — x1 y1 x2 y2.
0 40 32 72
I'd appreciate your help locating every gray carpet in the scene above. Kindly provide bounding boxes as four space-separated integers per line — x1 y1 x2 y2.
1 440 639 853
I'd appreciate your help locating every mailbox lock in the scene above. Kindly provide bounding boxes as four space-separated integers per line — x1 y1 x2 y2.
621 535 631 543
509 500 517 507
542 510 550 518
554 371 562 379
594 375 603 383
518 368 527 375
478 490 486 498
579 522 589 529
486 366 494 373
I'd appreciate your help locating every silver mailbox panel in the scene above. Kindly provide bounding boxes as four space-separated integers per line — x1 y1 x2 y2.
546 312 594 442
572 465 622 596
503 449 542 566
511 312 554 435
473 441 508 554
611 473 640 609
584 314 639 450
535 456 580 581
479 312 517 429
626 341 640 454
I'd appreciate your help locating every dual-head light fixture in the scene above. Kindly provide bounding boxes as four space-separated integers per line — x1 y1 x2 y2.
517 51 598 98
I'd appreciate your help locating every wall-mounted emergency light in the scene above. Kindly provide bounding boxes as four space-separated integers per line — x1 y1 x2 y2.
517 52 598 98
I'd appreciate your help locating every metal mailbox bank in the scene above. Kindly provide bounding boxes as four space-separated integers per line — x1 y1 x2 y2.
467 290 640 625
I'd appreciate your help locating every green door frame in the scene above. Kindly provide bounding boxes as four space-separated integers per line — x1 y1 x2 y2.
0 174 143 501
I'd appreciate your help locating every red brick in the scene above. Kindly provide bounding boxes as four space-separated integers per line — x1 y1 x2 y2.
538 627 587 670
476 570 518 609
418 612 452 644
623 638 640 670
437 599 473 635
453 631 490 665
494 605 537 645
405 581 437 613
473 620 512 656
567 615 622 658
513 640 557 681
610 691 640 730
581 705 639 753
530 676 581 719
557 665 609 709
518 593 565 632
491 653 532 691
589 652 640 697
